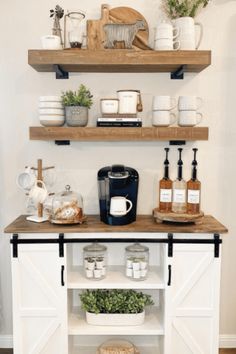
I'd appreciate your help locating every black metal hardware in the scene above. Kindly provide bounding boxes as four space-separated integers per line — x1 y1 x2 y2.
214 234 221 258
12 234 18 258
61 265 65 286
168 233 173 257
171 65 186 80
169 140 186 146
53 64 69 79
59 234 64 257
55 140 70 145
167 264 172 286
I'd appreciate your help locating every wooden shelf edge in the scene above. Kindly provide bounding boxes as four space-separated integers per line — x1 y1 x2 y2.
29 126 209 142
28 49 211 73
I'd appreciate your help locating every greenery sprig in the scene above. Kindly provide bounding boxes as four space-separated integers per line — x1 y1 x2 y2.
61 85 93 108
163 0 210 19
80 289 154 314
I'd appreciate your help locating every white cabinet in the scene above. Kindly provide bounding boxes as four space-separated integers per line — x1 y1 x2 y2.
164 244 221 354
11 243 68 354
10 234 221 354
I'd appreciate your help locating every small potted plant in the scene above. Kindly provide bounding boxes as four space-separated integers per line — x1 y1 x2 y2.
80 289 154 326
162 0 211 49
61 84 93 126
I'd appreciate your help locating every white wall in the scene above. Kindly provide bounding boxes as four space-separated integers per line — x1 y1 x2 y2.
0 0 236 341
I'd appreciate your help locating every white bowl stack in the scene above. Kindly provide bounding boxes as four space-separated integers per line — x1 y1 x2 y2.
39 96 65 127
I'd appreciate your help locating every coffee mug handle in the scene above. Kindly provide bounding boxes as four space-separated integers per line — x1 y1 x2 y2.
170 112 177 125
195 22 203 49
173 40 180 51
126 199 133 214
36 180 47 191
173 27 179 39
197 97 203 109
196 112 203 125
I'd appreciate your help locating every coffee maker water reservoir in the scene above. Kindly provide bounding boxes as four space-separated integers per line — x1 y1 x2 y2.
98 165 139 226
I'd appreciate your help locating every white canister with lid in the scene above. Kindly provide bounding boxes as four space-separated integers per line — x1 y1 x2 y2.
100 98 119 114
117 90 141 114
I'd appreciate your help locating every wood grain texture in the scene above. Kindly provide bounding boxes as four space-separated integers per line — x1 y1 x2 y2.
28 50 211 73
0 350 235 353
4 215 228 234
29 127 209 142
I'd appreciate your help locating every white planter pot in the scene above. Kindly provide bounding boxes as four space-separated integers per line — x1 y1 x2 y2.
86 311 145 326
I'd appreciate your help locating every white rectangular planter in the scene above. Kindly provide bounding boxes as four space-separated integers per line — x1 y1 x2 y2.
86 311 145 326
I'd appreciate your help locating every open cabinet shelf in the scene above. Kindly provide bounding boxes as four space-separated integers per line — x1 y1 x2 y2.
28 49 211 75
29 126 209 142
71 346 160 354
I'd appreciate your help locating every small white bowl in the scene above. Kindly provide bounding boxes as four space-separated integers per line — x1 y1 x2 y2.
39 115 65 127
39 108 65 115
41 35 62 50
39 96 62 102
39 102 63 109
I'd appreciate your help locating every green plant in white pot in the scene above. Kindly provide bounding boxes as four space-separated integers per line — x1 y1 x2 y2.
162 0 210 50
61 84 93 127
80 289 154 326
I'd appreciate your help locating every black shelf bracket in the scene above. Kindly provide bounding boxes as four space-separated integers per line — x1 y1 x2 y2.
12 234 18 258
53 64 69 79
214 233 222 258
168 233 174 257
59 233 65 257
169 140 186 146
171 65 186 80
55 140 70 145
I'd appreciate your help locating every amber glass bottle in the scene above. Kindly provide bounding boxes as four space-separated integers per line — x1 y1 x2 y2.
159 148 172 212
187 148 201 214
172 148 187 213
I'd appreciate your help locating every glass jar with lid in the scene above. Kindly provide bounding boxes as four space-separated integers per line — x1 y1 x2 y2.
125 243 149 281
50 185 84 224
83 243 107 280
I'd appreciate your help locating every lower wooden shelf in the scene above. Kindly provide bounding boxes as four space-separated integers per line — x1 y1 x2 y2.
29 126 209 142
68 307 164 336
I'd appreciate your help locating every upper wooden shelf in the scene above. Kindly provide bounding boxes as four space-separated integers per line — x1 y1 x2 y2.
4 215 228 234
28 49 211 74
29 126 209 142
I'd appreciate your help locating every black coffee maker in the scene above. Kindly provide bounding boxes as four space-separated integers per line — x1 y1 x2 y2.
98 165 139 226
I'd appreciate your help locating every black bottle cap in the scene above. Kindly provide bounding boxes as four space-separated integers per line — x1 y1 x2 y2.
177 148 183 180
164 148 170 179
192 148 198 180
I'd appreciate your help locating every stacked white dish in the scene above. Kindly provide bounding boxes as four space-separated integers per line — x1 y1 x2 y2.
39 96 65 127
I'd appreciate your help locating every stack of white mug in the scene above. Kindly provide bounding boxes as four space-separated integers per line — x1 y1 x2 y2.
178 96 203 126
154 21 180 51
39 96 65 127
152 96 177 126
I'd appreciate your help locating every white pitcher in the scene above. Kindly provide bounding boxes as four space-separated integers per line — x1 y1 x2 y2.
174 17 203 50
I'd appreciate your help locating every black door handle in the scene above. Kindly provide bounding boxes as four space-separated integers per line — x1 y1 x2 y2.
167 264 172 286
61 265 65 286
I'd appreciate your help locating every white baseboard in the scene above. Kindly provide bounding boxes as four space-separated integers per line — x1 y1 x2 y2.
0 334 235 349
219 334 236 348
0 335 13 348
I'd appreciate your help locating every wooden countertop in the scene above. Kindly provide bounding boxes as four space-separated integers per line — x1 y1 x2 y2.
4 215 228 234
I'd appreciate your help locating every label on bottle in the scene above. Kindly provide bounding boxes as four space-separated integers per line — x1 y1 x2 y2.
160 189 172 202
188 190 200 204
173 189 186 203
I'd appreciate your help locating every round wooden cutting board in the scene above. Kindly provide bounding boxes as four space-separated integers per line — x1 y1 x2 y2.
109 6 150 50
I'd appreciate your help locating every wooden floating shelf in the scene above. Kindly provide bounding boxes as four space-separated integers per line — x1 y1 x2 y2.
28 49 211 73
29 126 209 142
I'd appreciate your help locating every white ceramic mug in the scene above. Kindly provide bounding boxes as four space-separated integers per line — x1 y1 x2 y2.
41 35 62 50
178 111 203 126
174 17 203 50
154 38 180 51
29 180 48 204
152 111 176 127
152 96 176 111
17 167 36 191
178 96 203 111
100 99 119 114
110 196 133 217
155 22 179 40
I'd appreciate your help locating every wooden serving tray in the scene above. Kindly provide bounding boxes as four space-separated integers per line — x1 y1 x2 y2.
153 208 204 224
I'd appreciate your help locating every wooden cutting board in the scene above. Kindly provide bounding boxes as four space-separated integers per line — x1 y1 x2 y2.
87 4 150 50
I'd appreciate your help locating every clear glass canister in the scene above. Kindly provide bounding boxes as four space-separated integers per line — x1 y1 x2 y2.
50 185 84 224
83 243 107 280
125 243 149 281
